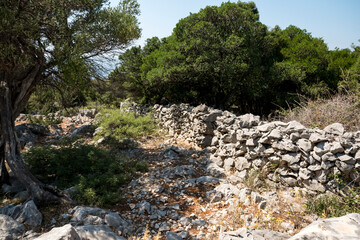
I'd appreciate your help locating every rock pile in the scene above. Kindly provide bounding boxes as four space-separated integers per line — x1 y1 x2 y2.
3 103 360 239
153 104 360 194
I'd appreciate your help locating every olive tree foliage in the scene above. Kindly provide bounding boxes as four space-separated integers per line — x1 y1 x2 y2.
0 0 140 205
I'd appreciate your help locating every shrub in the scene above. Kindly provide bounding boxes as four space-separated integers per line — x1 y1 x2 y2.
27 114 63 125
305 193 360 218
280 93 360 131
23 143 147 206
95 108 157 147
306 177 360 218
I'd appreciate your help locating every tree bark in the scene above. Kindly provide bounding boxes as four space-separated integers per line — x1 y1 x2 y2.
0 69 71 206
0 144 10 184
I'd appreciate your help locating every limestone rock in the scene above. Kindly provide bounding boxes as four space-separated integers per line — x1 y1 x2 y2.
165 232 182 240
303 179 326 192
286 121 306 132
234 157 251 171
16 200 42 227
0 200 42 227
238 114 260 128
268 129 282 139
297 139 312 152
330 142 344 154
219 228 290 240
105 212 128 229
70 206 108 224
290 213 360 240
282 153 301 165
309 133 326 143
0 214 25 240
213 183 240 200
34 224 80 240
224 158 235 172
75 225 125 240
324 123 345 135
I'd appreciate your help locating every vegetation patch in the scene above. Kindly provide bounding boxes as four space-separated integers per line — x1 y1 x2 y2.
94 108 158 148
279 93 360 131
306 180 360 218
27 114 63 126
23 141 148 206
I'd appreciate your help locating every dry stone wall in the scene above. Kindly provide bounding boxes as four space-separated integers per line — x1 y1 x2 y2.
153 103 360 193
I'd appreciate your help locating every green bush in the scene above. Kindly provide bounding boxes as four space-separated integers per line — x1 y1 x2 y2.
23 143 147 206
27 114 63 125
95 108 157 147
306 189 360 218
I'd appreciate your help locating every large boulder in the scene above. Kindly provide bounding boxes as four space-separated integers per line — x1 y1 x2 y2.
0 200 42 227
219 228 290 240
34 224 80 240
16 200 42 227
290 213 360 240
0 214 25 240
75 225 126 240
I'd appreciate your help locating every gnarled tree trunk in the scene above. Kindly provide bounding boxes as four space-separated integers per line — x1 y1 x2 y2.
0 67 70 206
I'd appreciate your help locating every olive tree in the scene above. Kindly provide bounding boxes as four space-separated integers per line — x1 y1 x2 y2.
0 0 140 205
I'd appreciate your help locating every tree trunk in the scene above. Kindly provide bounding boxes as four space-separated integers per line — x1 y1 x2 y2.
0 69 71 206
0 144 10 184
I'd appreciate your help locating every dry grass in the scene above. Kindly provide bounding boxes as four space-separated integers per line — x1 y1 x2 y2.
222 189 310 235
281 93 360 131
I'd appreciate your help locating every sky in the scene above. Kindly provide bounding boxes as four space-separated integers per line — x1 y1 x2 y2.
110 0 360 50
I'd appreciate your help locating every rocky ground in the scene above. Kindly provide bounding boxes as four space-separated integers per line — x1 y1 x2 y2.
1 110 360 240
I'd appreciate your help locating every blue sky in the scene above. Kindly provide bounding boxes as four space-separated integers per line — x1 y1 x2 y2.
110 0 360 50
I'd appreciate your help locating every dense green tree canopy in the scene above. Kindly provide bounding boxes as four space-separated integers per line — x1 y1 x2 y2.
112 1 277 113
111 1 360 115
0 0 140 205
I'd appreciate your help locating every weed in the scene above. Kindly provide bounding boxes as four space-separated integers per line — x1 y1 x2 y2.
279 93 360 131
94 108 158 148
23 142 148 206
306 179 360 218
244 168 269 191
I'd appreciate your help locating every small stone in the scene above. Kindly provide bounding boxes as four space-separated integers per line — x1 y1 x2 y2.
303 179 326 192
308 164 322 172
234 157 251 171
330 142 344 154
159 222 171 232
258 201 267 210
321 152 337 161
309 133 326 143
324 123 345 135
321 161 335 170
165 232 182 240
338 154 355 164
138 200 152 215
297 139 312 152
299 168 312 180
224 158 235 172
314 142 330 156
268 129 282 139
336 161 354 174
282 153 301 165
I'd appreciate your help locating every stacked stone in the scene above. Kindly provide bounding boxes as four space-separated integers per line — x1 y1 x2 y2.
153 104 360 193
153 104 223 147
